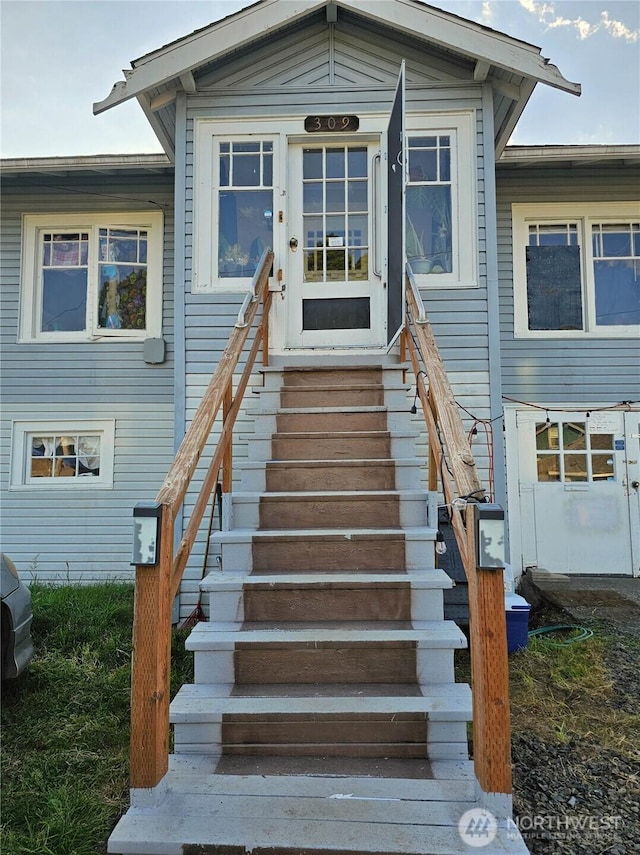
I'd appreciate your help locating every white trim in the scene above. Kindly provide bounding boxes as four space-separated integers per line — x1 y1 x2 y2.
406 112 477 289
10 419 116 491
19 212 163 344
512 201 640 339
93 0 578 115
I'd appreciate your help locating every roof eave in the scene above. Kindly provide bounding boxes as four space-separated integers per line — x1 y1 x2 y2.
93 0 579 116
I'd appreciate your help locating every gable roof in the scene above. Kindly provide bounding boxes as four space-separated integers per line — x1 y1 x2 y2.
93 0 580 157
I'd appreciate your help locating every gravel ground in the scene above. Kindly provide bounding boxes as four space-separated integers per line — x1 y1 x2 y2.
511 607 640 855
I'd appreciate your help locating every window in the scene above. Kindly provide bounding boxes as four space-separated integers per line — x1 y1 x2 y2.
219 141 274 282
513 203 640 337
535 420 615 483
20 213 163 342
10 420 115 489
194 132 277 293
405 114 476 288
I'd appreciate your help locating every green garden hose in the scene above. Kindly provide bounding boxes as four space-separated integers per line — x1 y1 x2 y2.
528 624 594 646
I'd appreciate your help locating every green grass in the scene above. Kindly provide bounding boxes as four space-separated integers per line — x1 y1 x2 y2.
1 583 193 855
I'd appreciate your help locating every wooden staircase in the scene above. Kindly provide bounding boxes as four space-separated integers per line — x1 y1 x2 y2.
108 364 528 854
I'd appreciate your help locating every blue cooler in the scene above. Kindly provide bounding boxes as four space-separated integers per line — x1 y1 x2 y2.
505 593 531 653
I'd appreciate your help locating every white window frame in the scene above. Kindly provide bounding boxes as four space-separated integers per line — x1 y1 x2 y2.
10 419 116 490
512 202 640 339
19 212 163 343
194 122 281 294
406 112 477 289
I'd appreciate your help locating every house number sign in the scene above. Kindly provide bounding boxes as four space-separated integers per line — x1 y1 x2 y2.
305 115 360 132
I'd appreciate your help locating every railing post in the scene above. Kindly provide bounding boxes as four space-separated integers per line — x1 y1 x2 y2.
465 504 512 798
130 502 174 789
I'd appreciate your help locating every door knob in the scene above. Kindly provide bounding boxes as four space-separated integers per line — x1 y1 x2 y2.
632 481 640 490
289 237 298 250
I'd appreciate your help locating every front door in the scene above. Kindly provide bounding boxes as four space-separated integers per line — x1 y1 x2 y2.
513 409 640 576
286 142 384 348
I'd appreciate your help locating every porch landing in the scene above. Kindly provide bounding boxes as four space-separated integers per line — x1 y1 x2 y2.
108 757 528 855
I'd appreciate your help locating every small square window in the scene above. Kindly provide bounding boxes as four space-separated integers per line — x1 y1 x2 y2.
11 420 115 490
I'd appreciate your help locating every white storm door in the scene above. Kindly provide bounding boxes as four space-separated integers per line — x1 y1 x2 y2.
286 142 383 348
516 410 634 575
624 411 640 577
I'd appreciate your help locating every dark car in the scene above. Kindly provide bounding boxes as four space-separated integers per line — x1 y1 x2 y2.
1 553 34 679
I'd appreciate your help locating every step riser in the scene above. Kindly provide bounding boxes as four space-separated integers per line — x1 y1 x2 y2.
239 460 424 493
246 432 418 461
280 388 384 408
272 434 390 460
243 587 411 622
257 497 401 530
193 646 455 687
252 537 406 572
265 463 396 492
209 587 445 624
215 530 436 573
233 493 428 530
277 412 388 433
173 719 469 760
282 368 383 387
234 646 417 684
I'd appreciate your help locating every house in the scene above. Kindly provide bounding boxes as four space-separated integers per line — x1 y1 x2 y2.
1 0 638 851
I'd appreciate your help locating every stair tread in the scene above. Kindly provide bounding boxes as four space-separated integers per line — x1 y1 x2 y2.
235 489 427 498
171 682 472 720
228 683 424 698
200 569 453 590
185 621 466 647
213 526 436 541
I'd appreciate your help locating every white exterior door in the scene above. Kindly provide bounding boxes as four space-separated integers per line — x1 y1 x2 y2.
511 409 639 576
285 142 384 348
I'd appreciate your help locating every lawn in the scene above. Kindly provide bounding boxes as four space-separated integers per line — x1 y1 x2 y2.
1 583 192 855
2 584 638 855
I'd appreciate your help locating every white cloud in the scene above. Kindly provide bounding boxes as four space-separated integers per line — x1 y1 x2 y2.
601 10 639 42
481 1 493 24
518 0 639 42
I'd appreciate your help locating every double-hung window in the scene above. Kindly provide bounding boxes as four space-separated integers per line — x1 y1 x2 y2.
20 212 163 342
512 203 640 337
405 113 476 288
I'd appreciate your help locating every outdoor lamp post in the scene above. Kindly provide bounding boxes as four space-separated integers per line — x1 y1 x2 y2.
473 503 505 570
132 502 162 566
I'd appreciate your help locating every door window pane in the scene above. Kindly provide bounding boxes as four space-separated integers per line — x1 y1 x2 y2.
302 146 368 284
537 454 560 482
535 420 617 483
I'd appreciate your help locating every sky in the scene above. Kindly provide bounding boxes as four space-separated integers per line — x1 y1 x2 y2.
1 0 638 159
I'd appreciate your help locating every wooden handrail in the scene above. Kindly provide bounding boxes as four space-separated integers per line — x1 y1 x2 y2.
130 249 274 789
404 264 512 800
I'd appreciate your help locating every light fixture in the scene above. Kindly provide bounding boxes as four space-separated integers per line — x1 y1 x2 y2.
435 530 447 555
132 502 162 566
472 503 505 570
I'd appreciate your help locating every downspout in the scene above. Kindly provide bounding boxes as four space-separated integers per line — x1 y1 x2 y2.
172 91 188 620
481 83 506 509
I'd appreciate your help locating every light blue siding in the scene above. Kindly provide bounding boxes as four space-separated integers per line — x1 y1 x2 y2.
496 165 640 403
0 176 176 582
